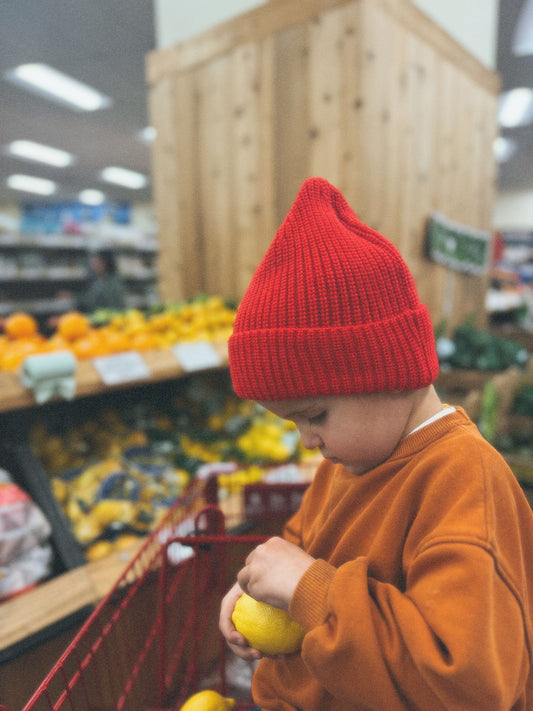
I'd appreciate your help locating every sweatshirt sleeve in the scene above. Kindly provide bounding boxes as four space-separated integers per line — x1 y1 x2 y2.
289 542 529 710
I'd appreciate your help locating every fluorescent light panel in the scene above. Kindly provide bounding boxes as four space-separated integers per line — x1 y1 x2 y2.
100 166 148 189
498 87 533 127
137 126 157 144
493 137 517 163
512 0 533 56
7 174 57 196
79 189 106 205
6 140 74 167
4 63 111 112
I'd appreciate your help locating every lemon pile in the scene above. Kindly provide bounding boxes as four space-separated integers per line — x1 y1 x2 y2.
232 592 305 655
181 690 235 710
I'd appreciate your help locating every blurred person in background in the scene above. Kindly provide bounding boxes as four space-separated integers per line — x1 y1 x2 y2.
77 249 126 313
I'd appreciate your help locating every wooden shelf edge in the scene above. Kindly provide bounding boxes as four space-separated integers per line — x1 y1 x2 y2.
0 465 318 654
0 340 229 413
0 492 238 652
0 566 94 651
0 541 145 653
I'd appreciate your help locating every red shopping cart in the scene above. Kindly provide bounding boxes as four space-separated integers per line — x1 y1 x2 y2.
5 476 308 711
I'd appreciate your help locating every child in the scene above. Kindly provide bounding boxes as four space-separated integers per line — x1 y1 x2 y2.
219 177 533 710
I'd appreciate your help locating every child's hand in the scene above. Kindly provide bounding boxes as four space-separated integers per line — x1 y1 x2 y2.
219 581 264 661
237 536 315 610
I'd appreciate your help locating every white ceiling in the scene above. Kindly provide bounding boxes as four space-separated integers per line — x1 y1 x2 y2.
0 1 531 210
497 0 533 193
0 0 155 207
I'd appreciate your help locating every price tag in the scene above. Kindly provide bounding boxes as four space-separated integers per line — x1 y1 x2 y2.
173 341 223 372
93 351 150 385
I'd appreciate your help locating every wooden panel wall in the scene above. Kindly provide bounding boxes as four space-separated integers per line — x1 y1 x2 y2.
147 0 499 329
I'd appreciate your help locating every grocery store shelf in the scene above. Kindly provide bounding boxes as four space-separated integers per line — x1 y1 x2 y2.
0 298 76 317
0 232 158 319
0 540 144 653
0 341 321 662
0 340 229 413
0 488 240 654
436 368 495 392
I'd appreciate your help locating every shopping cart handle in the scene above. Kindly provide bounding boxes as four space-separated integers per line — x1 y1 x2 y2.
193 504 226 535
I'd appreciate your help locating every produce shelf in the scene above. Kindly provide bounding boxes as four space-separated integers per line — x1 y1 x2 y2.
0 341 229 663
436 368 495 393
0 480 215 657
0 470 314 662
0 341 229 413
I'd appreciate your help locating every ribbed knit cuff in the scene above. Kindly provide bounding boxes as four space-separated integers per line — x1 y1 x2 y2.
289 558 336 630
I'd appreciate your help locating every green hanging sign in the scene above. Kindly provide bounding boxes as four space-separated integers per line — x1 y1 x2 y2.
426 212 491 275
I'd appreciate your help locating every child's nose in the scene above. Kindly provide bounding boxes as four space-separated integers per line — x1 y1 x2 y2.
298 426 323 451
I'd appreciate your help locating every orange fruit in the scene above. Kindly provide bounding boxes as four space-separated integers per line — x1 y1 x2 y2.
4 312 39 340
71 331 106 359
100 329 130 355
0 338 44 371
57 312 91 341
43 334 70 353
129 331 157 351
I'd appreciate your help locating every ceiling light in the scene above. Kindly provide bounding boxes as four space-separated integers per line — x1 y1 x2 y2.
498 87 533 127
512 0 533 56
4 63 112 112
100 166 148 189
493 137 517 163
79 189 106 206
7 174 57 196
137 126 157 144
6 140 74 167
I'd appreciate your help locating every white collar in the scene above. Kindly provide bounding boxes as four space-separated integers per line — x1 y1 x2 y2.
409 406 456 435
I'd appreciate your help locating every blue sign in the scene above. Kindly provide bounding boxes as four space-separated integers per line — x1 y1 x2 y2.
20 201 131 234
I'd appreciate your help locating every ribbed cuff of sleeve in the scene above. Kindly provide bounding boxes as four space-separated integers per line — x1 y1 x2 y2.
289 558 336 630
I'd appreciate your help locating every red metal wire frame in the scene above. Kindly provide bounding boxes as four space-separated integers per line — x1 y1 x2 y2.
158 529 268 708
9 478 304 711
156 506 225 705
18 479 209 711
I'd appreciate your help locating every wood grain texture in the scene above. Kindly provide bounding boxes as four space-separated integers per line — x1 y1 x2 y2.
149 0 499 326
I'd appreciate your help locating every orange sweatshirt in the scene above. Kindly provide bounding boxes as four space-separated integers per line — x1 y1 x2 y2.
252 408 533 710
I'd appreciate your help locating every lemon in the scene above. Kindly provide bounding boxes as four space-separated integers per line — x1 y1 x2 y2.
180 690 235 710
231 592 305 655
85 540 113 561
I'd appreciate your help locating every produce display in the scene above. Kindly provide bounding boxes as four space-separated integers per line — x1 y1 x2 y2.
0 295 236 371
511 384 533 418
436 321 529 371
445 360 533 484
483 378 533 460
29 372 305 561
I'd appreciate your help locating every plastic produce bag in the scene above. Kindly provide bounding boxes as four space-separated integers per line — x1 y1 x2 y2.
0 467 53 599
0 467 52 565
0 544 53 600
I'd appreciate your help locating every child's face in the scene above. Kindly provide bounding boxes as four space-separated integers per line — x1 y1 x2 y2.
260 391 417 476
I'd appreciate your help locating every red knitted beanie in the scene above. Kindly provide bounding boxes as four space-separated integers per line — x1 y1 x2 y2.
229 177 439 401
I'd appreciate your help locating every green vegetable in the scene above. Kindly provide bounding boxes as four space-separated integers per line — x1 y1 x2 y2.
478 380 499 443
445 322 530 371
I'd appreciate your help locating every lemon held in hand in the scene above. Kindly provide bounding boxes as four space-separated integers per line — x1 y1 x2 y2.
180 689 235 710
232 592 305 655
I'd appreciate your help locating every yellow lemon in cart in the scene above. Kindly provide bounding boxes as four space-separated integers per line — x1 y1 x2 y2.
180 689 235 710
232 593 305 656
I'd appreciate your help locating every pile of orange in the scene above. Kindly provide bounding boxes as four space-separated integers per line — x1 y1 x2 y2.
0 310 130 371
0 313 47 371
0 297 236 372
